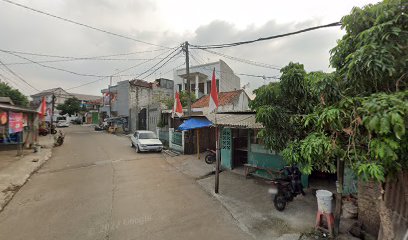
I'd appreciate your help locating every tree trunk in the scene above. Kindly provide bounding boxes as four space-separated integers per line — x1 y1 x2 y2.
334 158 345 236
377 182 395 240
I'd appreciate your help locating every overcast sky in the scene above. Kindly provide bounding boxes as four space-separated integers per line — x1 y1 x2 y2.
0 0 379 97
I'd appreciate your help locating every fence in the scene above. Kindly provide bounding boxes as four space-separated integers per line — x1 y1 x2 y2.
378 172 408 240
158 130 169 146
171 131 182 146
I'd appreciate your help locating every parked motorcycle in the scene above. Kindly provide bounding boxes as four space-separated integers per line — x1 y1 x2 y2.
54 130 65 147
204 149 216 164
268 165 305 211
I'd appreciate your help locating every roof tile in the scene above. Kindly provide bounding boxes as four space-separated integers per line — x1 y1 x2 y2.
192 90 243 108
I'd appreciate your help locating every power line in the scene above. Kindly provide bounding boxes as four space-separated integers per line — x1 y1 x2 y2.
198 49 281 70
1 49 111 78
0 58 39 91
1 0 171 49
3 48 168 60
4 57 165 66
140 50 182 80
191 22 341 49
135 47 181 79
65 47 180 91
189 51 279 80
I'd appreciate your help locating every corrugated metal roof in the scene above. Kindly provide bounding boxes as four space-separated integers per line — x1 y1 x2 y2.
0 103 38 113
208 113 263 129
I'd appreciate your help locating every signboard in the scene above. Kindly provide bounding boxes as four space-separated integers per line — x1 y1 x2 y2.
9 112 23 133
0 111 7 125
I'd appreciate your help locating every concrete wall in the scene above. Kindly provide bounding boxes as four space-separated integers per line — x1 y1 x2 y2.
116 81 130 117
220 60 240 91
129 84 151 132
173 60 240 94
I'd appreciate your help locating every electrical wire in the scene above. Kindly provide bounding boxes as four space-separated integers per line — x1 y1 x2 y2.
0 0 171 49
65 46 180 91
1 49 112 78
4 57 166 66
140 50 182 80
0 58 39 91
135 47 181 79
3 48 168 60
198 49 281 70
190 22 341 49
190 51 279 80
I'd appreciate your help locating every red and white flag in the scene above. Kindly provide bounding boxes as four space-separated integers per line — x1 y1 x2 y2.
37 96 47 120
172 91 183 118
208 68 219 113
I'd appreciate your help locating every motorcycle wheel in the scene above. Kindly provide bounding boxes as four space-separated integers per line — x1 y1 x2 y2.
274 194 287 211
205 154 215 164
284 191 294 202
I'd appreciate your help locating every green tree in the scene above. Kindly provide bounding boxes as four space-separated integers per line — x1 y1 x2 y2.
0 82 29 106
163 91 197 110
252 1 407 237
56 97 81 115
179 90 196 107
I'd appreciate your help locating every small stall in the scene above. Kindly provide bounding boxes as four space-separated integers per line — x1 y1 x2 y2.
212 112 309 187
0 102 39 154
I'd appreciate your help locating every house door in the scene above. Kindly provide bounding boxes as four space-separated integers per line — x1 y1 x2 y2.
138 108 147 130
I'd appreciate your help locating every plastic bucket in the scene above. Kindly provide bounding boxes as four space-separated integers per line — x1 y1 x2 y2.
316 190 333 213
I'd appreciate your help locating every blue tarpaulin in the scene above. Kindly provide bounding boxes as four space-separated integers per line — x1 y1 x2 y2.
177 117 213 131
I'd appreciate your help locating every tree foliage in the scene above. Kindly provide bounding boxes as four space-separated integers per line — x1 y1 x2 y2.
56 97 81 116
0 82 29 106
251 0 408 182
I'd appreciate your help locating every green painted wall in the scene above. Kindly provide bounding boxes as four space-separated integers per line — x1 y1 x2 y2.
248 143 309 187
92 112 99 124
219 128 309 187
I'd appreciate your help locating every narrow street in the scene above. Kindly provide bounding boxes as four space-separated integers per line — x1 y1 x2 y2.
0 125 249 240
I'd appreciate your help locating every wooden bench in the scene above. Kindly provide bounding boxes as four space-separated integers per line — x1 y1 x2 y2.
243 163 282 179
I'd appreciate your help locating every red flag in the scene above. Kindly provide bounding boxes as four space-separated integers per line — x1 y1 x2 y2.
172 91 183 118
209 68 219 112
37 96 47 120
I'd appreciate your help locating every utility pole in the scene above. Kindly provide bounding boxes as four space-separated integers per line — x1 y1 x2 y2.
109 76 112 118
50 94 55 133
184 41 191 116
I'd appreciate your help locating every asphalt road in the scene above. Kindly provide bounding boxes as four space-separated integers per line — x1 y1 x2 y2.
0 125 249 240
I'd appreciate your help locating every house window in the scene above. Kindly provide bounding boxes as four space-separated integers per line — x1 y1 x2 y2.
206 79 219 93
199 83 204 93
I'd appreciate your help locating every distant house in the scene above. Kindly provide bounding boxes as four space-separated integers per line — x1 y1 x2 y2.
100 78 174 132
30 87 101 122
174 60 240 99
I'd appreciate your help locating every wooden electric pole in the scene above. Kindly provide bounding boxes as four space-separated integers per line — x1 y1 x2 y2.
109 76 112 117
184 41 191 116
50 94 55 132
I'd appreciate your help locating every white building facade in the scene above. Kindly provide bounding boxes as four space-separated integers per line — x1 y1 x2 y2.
173 60 240 99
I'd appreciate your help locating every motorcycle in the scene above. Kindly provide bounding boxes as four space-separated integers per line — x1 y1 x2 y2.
268 165 305 211
204 149 216 164
54 130 65 147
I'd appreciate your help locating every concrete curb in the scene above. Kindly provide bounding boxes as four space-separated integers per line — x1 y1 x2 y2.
0 148 53 212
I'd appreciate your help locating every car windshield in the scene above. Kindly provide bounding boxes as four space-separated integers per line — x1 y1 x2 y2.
138 132 157 139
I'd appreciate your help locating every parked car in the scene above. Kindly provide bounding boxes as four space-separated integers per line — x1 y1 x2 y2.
56 120 70 128
130 130 163 153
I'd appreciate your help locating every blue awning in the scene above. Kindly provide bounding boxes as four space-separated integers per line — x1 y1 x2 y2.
178 117 213 131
